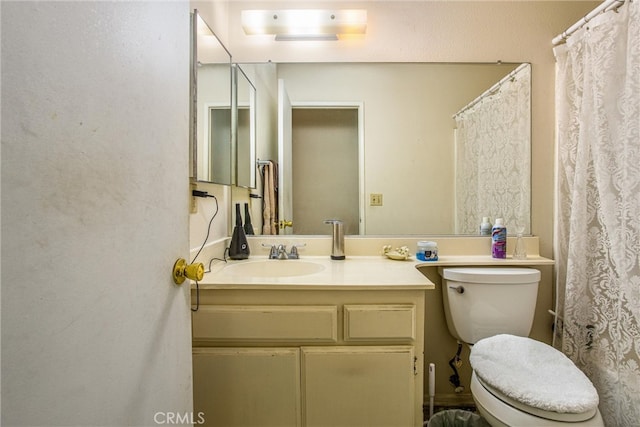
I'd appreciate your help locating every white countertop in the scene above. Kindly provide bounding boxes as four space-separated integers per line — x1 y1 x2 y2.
197 256 435 290
416 255 555 268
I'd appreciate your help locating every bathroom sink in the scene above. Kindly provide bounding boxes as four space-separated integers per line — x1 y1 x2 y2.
224 260 325 278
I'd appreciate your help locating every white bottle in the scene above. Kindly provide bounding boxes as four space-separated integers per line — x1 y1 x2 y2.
479 217 492 236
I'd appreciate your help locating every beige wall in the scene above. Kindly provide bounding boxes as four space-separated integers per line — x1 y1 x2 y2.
191 0 600 407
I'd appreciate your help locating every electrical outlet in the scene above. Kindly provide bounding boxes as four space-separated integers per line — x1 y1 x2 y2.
370 193 383 206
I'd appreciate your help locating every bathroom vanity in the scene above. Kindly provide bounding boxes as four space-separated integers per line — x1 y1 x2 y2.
191 257 433 427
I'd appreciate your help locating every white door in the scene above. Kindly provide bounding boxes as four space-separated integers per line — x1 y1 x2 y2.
278 79 294 234
1 3 193 426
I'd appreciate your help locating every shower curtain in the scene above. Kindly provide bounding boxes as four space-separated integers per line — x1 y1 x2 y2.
454 65 531 235
554 1 639 425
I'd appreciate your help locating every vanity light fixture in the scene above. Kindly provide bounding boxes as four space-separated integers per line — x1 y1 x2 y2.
241 9 367 41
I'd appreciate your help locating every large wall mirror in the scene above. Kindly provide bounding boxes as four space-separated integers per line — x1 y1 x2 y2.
191 10 232 185
236 62 531 236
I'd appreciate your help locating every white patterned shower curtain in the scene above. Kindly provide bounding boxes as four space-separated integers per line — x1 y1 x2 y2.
554 1 640 425
454 64 531 235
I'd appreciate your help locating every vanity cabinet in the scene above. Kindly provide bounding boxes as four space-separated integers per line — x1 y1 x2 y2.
302 346 416 426
191 288 426 427
193 347 301 426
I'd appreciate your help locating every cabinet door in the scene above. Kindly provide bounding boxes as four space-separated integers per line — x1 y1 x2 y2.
301 346 415 427
193 348 301 427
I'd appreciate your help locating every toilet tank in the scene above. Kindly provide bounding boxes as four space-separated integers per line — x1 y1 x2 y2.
439 268 541 344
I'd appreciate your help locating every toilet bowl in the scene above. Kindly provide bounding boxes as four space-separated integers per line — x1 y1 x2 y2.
439 268 604 427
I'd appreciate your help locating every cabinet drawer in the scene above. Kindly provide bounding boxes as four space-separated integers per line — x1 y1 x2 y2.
344 304 416 341
193 305 338 343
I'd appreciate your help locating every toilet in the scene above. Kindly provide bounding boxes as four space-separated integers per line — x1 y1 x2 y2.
439 267 603 426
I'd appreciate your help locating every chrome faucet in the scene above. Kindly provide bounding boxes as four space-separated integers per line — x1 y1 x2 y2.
262 243 305 260
263 244 279 259
277 244 289 260
324 219 345 260
288 245 302 259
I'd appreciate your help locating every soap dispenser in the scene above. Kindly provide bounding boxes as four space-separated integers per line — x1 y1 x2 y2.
229 204 250 260
324 219 345 260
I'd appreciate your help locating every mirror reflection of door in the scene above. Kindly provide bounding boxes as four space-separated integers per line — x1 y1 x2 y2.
208 106 232 184
237 107 251 186
292 108 360 235
277 80 293 234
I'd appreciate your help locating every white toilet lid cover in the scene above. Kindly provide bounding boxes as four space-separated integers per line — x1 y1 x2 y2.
470 334 599 414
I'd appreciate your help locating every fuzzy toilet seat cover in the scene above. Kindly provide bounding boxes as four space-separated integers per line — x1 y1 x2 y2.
470 334 599 414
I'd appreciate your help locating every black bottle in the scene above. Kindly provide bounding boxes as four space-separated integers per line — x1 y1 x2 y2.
243 203 254 235
229 204 250 259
